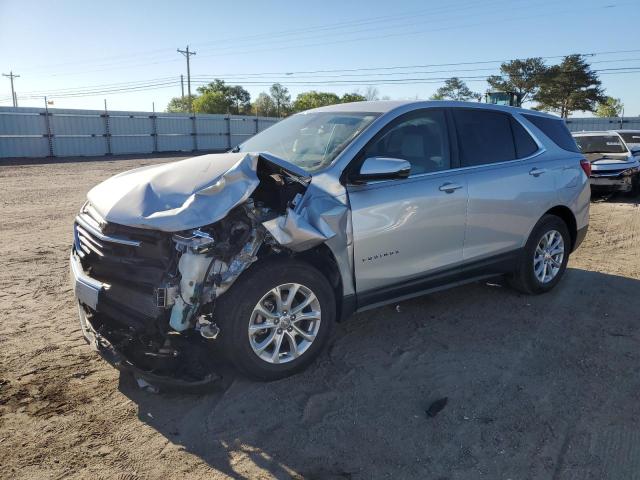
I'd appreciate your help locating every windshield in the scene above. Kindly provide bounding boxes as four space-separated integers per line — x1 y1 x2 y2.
574 135 627 154
236 112 379 172
619 132 640 145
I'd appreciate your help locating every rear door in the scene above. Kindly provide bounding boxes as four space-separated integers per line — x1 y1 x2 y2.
347 109 468 300
452 108 557 263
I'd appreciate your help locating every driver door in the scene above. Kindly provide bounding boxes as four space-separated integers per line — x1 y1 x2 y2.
346 109 468 304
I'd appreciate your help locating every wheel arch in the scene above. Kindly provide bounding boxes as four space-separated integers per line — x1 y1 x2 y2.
293 244 353 322
544 205 577 250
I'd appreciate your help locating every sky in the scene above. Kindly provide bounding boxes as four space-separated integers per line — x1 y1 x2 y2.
1 0 639 116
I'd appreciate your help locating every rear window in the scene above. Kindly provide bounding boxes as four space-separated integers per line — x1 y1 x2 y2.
522 114 580 153
574 135 627 154
453 109 516 166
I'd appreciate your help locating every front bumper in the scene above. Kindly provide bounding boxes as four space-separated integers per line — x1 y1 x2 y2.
70 249 223 392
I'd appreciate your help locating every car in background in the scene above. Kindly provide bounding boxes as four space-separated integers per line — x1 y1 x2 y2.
572 130 640 195
616 130 640 150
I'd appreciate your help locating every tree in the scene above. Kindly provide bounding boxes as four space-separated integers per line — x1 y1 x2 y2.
166 96 194 113
430 77 479 101
269 83 291 117
192 91 230 114
595 96 624 118
293 91 341 111
533 55 605 118
364 86 380 101
341 92 367 103
194 79 251 114
487 57 547 105
252 92 277 117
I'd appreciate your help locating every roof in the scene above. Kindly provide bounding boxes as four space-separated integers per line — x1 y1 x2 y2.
308 100 561 119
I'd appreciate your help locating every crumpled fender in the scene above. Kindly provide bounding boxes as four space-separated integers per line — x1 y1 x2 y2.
262 183 349 252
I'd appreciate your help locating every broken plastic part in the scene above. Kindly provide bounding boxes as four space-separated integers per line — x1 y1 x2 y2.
169 247 215 332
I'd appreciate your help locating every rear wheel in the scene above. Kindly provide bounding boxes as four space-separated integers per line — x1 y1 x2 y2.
507 215 570 294
215 258 335 380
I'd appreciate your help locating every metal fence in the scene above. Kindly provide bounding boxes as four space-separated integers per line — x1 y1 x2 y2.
0 106 279 159
565 116 640 132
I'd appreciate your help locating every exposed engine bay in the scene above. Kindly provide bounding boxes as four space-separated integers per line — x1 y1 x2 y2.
72 152 349 390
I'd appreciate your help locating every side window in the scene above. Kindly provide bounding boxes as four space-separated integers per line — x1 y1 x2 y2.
511 117 539 158
453 109 517 167
362 110 451 175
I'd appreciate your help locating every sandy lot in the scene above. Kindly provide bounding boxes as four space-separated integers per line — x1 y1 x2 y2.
1 156 640 480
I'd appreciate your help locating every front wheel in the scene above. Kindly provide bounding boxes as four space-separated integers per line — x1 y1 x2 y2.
215 258 336 380
507 215 571 294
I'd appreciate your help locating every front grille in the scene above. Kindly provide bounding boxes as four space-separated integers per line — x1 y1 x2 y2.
74 209 175 288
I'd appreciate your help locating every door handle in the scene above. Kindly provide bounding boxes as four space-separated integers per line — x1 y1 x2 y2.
529 167 547 177
439 182 463 193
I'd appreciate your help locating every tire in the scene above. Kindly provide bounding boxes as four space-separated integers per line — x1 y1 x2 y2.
507 214 571 295
214 257 336 381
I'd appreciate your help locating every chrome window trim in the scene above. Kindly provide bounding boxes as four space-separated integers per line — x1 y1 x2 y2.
75 214 141 247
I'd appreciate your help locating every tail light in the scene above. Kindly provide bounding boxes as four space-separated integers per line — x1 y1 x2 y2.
580 159 591 177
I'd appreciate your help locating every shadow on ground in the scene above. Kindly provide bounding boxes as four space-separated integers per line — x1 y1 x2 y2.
119 268 640 479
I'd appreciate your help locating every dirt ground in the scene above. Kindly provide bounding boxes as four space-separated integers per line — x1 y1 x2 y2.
1 156 640 480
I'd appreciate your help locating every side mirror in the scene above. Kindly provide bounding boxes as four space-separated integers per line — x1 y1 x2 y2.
630 145 640 156
350 157 411 184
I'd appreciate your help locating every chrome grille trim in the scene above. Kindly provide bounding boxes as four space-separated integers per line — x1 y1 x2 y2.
75 213 141 247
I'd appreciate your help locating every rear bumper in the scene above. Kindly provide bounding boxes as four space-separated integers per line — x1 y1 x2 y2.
589 175 634 192
573 225 588 252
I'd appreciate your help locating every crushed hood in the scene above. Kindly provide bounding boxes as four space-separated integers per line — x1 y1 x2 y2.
87 152 310 232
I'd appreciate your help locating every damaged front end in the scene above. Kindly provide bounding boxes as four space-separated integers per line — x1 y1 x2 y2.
70 152 348 390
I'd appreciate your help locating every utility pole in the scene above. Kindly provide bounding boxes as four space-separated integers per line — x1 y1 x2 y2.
177 46 196 111
180 74 185 100
2 71 20 107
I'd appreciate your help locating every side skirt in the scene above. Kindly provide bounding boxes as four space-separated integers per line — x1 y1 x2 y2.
354 249 522 313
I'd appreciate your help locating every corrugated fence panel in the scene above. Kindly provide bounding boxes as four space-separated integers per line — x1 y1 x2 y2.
157 135 193 152
50 113 104 136
0 111 46 135
156 115 192 135
566 117 640 132
54 136 107 157
0 137 50 158
0 107 278 159
110 115 152 135
111 136 154 155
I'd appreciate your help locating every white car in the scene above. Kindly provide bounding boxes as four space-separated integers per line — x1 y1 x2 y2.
572 130 640 195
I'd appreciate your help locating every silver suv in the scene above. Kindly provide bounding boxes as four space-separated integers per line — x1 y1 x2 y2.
71 101 590 386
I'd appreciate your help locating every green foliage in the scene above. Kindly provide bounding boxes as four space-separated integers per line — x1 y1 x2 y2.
595 96 624 118
252 92 277 117
533 55 605 118
341 92 367 103
166 96 194 113
193 91 229 114
194 79 251 114
487 57 547 105
293 91 341 111
430 77 479 101
269 83 292 117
